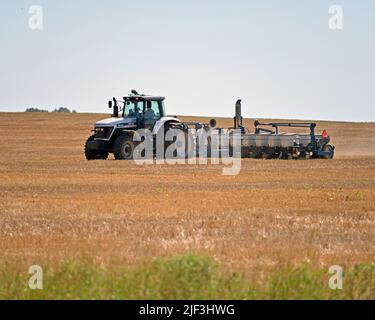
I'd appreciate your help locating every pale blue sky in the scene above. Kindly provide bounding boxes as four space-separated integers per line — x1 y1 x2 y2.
0 1 374 121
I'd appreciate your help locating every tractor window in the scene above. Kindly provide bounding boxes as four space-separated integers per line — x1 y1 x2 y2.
151 101 161 118
145 100 163 118
123 101 144 117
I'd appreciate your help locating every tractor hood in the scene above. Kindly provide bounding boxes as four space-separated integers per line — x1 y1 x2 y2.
95 117 136 127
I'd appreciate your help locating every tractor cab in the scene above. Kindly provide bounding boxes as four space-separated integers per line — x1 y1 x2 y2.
108 91 166 130
120 95 166 129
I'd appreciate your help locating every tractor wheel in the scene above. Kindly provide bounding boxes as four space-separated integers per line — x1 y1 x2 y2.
164 127 195 159
321 144 334 159
84 135 109 160
114 134 136 160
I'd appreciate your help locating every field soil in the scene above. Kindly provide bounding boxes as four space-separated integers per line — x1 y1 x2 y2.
0 112 375 276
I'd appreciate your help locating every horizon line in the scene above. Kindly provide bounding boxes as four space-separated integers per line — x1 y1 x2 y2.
0 110 374 124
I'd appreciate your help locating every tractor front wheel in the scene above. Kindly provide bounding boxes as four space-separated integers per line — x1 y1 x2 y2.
84 135 109 160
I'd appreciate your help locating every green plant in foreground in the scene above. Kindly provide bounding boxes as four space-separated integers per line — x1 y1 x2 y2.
0 256 374 300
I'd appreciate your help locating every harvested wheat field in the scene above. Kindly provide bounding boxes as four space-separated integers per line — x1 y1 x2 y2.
0 112 375 299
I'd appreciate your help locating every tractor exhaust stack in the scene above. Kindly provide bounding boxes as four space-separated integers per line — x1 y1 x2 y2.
109 97 119 118
234 99 243 129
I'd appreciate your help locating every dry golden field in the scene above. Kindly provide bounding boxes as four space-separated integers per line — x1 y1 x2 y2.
0 112 375 278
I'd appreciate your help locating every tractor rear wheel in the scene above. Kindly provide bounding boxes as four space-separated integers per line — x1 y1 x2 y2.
114 134 136 160
85 135 109 160
164 127 195 159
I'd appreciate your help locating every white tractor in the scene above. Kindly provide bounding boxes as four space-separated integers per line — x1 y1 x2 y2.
84 90 193 160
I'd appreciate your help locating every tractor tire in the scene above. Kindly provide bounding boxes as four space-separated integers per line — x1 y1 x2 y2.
321 144 334 159
164 127 195 159
114 134 137 160
84 135 109 160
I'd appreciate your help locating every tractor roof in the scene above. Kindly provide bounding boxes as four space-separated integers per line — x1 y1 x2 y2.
123 94 165 101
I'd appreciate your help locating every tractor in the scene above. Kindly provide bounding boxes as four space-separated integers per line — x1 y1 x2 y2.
84 90 193 160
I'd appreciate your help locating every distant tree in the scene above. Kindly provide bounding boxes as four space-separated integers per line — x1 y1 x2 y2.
25 107 49 113
52 107 71 113
25 106 77 113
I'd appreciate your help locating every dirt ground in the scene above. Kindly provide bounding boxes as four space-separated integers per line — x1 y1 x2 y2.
0 112 374 274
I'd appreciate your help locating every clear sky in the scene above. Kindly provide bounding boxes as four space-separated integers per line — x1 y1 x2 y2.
0 1 374 121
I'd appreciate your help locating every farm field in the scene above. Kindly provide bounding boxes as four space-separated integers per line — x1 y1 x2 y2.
0 112 375 299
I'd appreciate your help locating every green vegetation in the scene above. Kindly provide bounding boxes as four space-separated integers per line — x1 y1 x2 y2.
1 256 374 300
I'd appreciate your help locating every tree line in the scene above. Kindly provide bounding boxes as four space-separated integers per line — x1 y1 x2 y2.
25 107 77 113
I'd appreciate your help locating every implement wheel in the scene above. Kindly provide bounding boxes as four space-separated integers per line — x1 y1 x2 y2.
321 144 334 159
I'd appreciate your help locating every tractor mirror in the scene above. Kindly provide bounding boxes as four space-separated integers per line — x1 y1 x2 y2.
108 100 113 109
